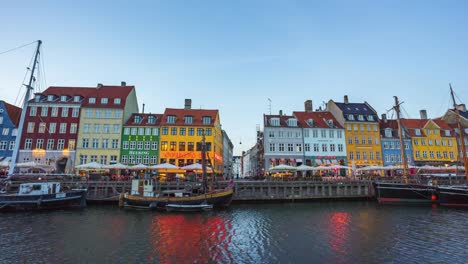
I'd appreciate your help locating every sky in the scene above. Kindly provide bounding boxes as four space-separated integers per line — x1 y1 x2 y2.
1 0 467 155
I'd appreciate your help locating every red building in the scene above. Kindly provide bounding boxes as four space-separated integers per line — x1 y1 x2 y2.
18 87 94 172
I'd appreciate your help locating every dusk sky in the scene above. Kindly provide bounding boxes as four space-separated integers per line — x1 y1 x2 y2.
1 0 467 155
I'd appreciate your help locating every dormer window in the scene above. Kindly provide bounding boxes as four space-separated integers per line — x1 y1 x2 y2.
348 114 354 120
465 128 468 134
34 95 41 102
167 115 176 124
415 129 421 136
202 116 212 125
287 118 297 127
327 119 334 127
133 115 141 123
306 119 314 127
47 95 54 101
385 128 392 138
101 98 108 104
367 115 374 121
114 98 121 104
270 118 280 126
358 115 364 121
363 107 368 111
184 116 193 124
89 97 96 104
445 130 451 136
148 115 156 124
74 96 80 102
60 95 67 102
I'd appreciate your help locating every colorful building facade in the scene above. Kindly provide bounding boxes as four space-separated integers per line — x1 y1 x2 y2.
263 113 304 172
327 96 383 167
379 116 413 166
18 87 93 172
0 101 21 161
75 83 138 166
120 113 162 165
158 100 224 174
293 110 347 167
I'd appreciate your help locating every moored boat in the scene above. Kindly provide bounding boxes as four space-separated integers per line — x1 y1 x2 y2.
0 181 87 212
437 185 468 207
374 181 437 204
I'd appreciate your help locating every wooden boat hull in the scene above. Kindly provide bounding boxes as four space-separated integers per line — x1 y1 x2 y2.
374 182 437 204
121 189 234 210
0 190 87 212
438 186 468 207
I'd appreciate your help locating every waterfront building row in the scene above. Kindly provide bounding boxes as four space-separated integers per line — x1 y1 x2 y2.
0 83 233 176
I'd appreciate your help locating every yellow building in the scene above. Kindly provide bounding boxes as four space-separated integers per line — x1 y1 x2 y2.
327 96 383 167
402 118 458 165
159 99 224 174
75 83 138 166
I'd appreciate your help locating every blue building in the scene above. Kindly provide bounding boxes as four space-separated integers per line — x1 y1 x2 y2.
0 101 21 161
379 115 414 167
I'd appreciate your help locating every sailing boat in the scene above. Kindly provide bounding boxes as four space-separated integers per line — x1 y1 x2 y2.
437 85 468 207
0 40 87 211
374 96 438 204
119 133 234 211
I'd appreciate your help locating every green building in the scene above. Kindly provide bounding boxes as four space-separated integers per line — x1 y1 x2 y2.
120 113 162 165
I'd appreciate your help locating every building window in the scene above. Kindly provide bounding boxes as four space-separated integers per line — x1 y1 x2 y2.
338 144 343 152
129 156 135 164
100 155 107 164
180 128 186 136
279 143 285 152
69 139 75 150
448 140 453 146
185 116 193 124
363 152 367 160
143 156 149 165
349 151 354 160
188 142 194 151
101 98 108 104
361 137 366 144
370 151 374 160
137 141 143 150
197 128 204 136
162 127 168 135
72 108 79 117
421 140 426 146
105 109 112 118
206 128 212 136
121 155 128 164
41 107 48 117
27 122 35 133
29 106 37 116
9 141 15 150
179 142 186 151
102 139 109 149
449 152 454 159
80 155 87 165
313 144 319 152
422 151 427 158
70 123 77 134
330 144 335 152
304 143 310 152
287 143 293 152
170 141 177 151
145 128 151 136
61 107 68 117
356 151 360 160
46 139 54 150
270 143 277 152
95 109 102 118
25 138 32 149
171 127 177 135
166 115 176 124
115 110 122 119
202 116 212 125
36 139 44 149
113 125 120 134
123 141 129 149
151 142 158 150
148 115 156 124
124 128 130 135
161 141 168 151
268 131 275 138
144 141 150 150
57 139 65 150
322 144 327 152
360 124 364 131
130 141 136 149
92 139 99 148
329 130 334 138
1 128 9 136
114 98 121 104
85 109 92 118
59 123 67 134
355 137 359 144
270 118 280 126
0 141 8 150
321 130 326 138
150 156 157 164
348 115 354 120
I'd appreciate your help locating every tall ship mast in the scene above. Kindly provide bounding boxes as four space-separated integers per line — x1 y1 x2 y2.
393 96 409 183
8 40 42 176
449 84 468 180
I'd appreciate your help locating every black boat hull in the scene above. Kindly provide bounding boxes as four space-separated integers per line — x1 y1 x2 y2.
0 190 87 212
438 186 468 207
374 182 437 204
122 189 234 210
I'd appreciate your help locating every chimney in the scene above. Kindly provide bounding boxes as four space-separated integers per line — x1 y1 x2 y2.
279 110 283 116
381 113 387 123
184 99 192 110
304 100 313 112
420 109 427 119
142 103 145 114
97 83 103 88
344 95 349 104
121 81 126 86
456 104 466 112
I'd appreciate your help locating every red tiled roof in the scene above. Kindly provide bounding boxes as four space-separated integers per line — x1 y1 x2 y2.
293 111 343 129
379 119 399 130
125 113 163 126
81 85 135 109
398 118 455 137
264 114 299 127
1 101 22 126
161 108 219 126
39 86 96 97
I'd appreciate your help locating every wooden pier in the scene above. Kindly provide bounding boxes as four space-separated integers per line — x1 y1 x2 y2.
3 179 374 203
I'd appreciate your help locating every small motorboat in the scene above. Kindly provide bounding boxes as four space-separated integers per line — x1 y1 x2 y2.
0 182 87 212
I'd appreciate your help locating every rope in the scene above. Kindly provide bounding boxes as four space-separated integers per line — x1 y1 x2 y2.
0 41 37 56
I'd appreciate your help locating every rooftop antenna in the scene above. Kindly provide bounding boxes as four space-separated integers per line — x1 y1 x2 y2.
268 98 272 114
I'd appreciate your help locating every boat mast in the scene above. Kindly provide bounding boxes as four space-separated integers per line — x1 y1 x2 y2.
201 133 208 192
8 40 42 176
449 84 468 180
394 96 409 183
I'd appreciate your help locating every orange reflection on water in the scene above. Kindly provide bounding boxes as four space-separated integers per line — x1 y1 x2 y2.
149 213 233 263
327 212 351 262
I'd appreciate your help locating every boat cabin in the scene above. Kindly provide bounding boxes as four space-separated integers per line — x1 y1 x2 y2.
131 179 157 197
18 182 61 195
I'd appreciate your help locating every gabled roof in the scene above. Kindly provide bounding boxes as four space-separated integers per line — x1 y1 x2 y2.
379 119 408 139
124 113 163 126
334 101 379 122
293 111 343 129
161 108 218 126
1 101 22 127
81 85 134 109
264 114 301 128
399 118 455 137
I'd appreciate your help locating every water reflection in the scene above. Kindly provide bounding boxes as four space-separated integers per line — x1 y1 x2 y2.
149 213 233 263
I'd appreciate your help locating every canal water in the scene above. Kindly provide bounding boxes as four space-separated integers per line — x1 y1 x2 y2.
1 202 467 264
